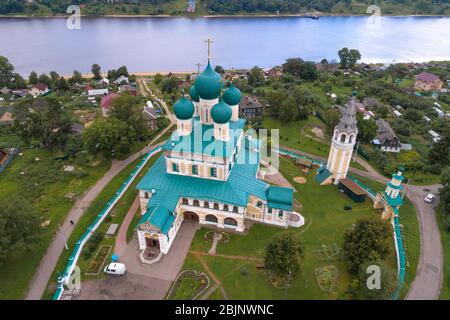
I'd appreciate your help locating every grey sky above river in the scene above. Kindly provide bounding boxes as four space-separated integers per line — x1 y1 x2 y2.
0 16 449 75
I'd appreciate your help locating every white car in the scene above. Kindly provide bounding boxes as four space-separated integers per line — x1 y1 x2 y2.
104 263 126 275
424 194 435 203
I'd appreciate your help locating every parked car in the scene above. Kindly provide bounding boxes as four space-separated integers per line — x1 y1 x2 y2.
424 194 435 203
104 263 126 275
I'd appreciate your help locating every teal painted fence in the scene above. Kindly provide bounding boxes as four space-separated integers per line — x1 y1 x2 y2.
52 146 162 300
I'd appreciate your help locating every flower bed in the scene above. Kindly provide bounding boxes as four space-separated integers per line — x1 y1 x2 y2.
205 231 230 244
166 270 209 300
314 265 339 293
85 245 112 276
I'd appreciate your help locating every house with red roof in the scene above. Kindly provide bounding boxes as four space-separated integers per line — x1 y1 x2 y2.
415 72 443 91
100 93 119 117
29 83 49 97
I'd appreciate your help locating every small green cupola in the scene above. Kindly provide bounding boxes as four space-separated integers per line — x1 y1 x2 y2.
173 96 195 120
211 99 232 124
222 83 241 106
189 85 199 102
194 62 222 100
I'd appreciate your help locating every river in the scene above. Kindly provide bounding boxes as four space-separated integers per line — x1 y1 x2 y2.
0 16 449 75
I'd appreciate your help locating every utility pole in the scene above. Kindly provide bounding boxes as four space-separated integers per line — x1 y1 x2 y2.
195 63 202 75
353 141 360 162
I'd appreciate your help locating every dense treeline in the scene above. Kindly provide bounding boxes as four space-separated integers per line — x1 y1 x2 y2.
0 0 449 16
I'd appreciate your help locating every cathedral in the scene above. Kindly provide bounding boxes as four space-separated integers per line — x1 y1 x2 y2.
135 54 304 262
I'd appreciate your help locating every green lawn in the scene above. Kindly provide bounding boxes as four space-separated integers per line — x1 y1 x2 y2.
437 215 450 300
0 147 110 299
174 156 399 299
43 152 161 299
262 116 330 158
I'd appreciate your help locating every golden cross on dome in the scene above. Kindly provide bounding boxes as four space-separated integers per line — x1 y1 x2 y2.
204 38 214 62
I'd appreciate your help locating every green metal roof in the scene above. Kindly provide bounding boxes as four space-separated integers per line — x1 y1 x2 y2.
223 84 242 106
211 99 232 124
162 116 246 160
392 174 405 181
173 96 195 120
315 166 332 184
266 186 294 211
194 62 222 100
136 141 294 233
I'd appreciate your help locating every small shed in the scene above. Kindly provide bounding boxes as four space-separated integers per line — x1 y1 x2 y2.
296 157 313 168
338 179 366 203
106 223 119 236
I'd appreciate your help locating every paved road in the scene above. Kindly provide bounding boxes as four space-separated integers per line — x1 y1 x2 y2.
25 79 174 300
405 184 443 300
281 145 444 300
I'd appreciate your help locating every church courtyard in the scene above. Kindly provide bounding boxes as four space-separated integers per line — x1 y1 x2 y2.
168 156 400 300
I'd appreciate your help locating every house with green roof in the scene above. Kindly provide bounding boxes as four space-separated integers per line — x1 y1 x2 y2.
135 58 304 262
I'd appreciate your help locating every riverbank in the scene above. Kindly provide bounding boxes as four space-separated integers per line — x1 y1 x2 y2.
0 13 449 19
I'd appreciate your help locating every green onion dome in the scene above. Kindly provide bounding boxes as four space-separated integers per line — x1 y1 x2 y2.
194 62 222 100
189 86 199 102
173 97 195 120
222 83 241 106
211 99 232 124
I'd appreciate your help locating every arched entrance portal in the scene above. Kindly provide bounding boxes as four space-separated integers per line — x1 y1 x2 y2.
183 211 199 222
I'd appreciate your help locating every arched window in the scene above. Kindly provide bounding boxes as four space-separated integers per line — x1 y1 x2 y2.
205 214 218 224
349 135 354 143
224 217 238 227
340 133 346 143
204 201 209 208
193 200 200 207
213 203 219 210
333 131 338 140
223 204 229 211
256 201 263 208
182 198 189 205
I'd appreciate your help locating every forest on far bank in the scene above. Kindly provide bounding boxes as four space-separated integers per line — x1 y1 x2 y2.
1 0 449 17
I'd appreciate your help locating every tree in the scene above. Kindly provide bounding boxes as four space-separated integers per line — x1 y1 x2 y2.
279 97 298 122
387 64 409 85
265 88 286 117
356 113 377 143
49 71 60 88
338 48 361 69
428 123 450 167
13 97 72 149
91 63 102 80
10 73 26 89
438 168 450 230
343 217 391 274
282 58 318 81
215 65 225 74
247 66 265 87
38 73 51 86
264 232 304 285
154 73 163 85
0 197 41 265
354 261 398 300
109 93 148 140
0 56 14 88
324 108 340 136
70 70 83 84
28 71 38 85
83 118 135 158
160 76 178 94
